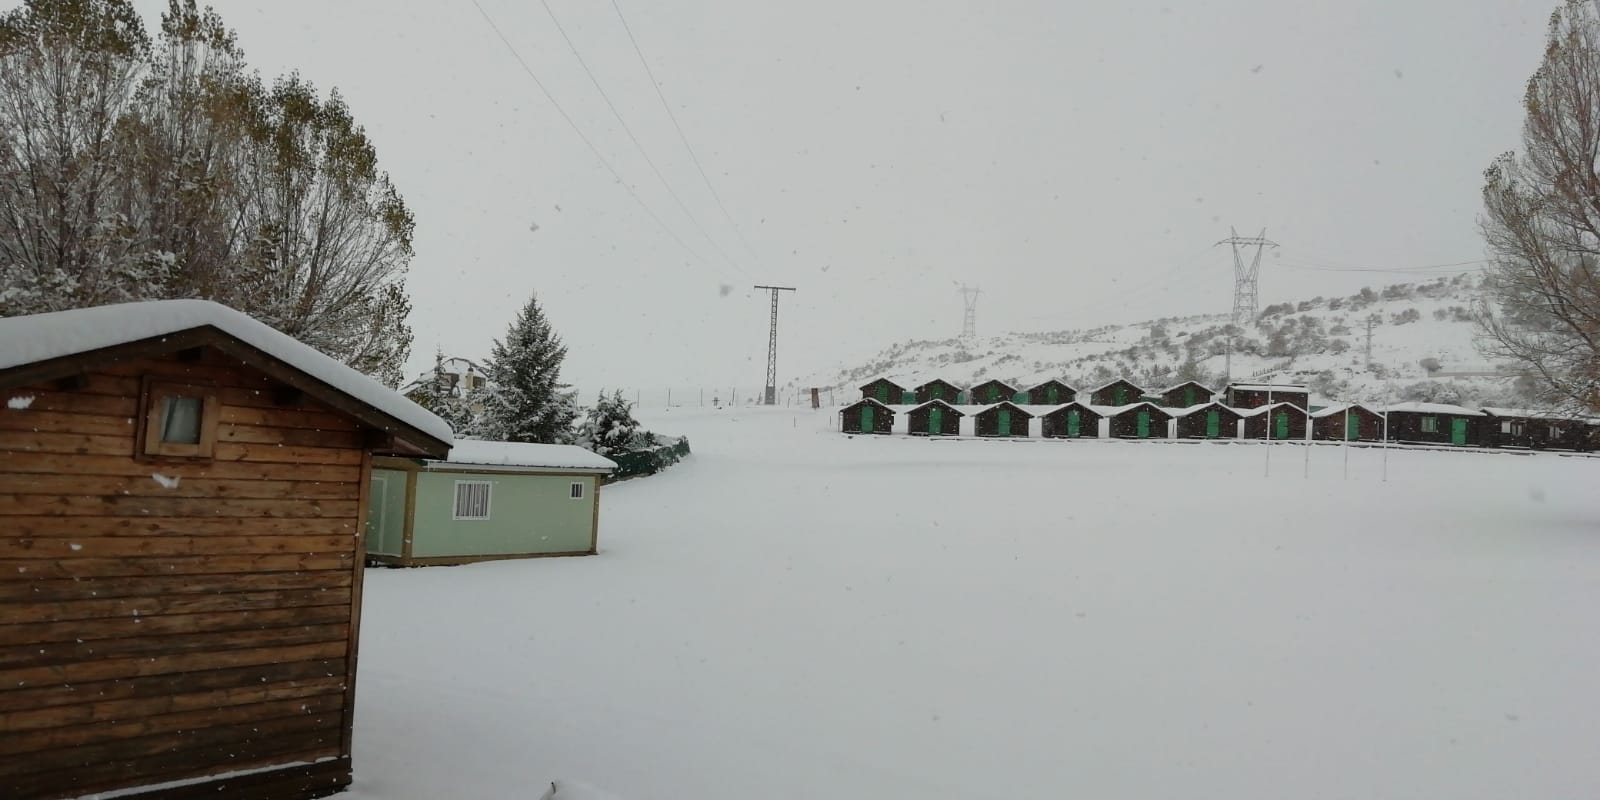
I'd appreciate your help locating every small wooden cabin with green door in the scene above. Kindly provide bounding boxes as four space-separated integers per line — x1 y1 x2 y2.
1381 402 1485 446
1311 404 1384 442
969 379 1019 405
1040 402 1101 439
1225 383 1309 410
858 377 910 405
368 441 617 567
1173 401 1243 439
1024 379 1075 405
1089 379 1145 407
1104 402 1172 439
1157 381 1216 409
840 398 894 434
0 300 454 800
913 379 964 405
1242 402 1310 440
906 399 963 436
973 401 1033 438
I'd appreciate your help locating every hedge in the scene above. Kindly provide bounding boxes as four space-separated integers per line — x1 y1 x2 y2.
605 435 691 482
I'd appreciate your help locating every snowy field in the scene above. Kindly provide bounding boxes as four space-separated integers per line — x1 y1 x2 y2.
346 408 1600 800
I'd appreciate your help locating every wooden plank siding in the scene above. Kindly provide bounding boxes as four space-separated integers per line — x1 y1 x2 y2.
0 349 372 799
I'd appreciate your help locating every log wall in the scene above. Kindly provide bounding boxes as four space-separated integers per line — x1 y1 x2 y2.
1 350 367 800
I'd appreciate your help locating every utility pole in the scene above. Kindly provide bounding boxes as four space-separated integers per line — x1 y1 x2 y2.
959 285 982 340
1217 227 1278 323
754 285 796 405
1364 315 1378 367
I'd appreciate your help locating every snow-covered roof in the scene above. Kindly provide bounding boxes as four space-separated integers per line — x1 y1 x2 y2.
1227 383 1308 393
1026 378 1075 389
434 440 617 472
1237 402 1309 417
1310 403 1380 418
859 376 913 390
908 399 966 415
1170 401 1236 417
841 397 895 411
0 299 453 446
971 400 1035 417
1036 401 1100 416
1093 401 1167 416
1088 378 1144 394
969 378 1018 389
1156 381 1214 395
1382 402 1487 416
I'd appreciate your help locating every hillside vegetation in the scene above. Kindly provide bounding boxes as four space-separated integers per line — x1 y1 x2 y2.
797 275 1532 407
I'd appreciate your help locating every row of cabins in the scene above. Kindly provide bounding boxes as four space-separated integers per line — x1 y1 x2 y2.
862 376 1310 411
844 377 1597 450
0 300 617 799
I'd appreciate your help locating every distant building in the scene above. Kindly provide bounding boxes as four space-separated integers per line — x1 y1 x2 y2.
1225 383 1309 410
969 379 1020 405
913 378 964 405
973 401 1033 438
1103 401 1172 439
1024 379 1075 405
1088 379 1145 407
907 399 963 435
1311 404 1385 442
1241 402 1310 440
1156 381 1216 409
840 398 895 434
1172 401 1243 439
405 356 490 411
1382 402 1486 446
859 377 911 405
1039 402 1102 439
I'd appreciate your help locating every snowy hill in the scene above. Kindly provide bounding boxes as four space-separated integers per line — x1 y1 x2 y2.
793 274 1526 407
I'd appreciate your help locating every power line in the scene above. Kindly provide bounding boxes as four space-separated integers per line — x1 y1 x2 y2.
610 0 761 263
466 0 728 280
538 0 745 275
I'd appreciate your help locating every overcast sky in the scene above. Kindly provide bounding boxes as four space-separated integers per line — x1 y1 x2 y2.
132 0 1559 393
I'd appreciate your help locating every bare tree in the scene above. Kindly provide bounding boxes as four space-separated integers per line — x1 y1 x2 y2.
1479 0 1600 412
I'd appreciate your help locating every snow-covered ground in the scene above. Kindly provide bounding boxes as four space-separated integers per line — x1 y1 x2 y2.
346 407 1600 799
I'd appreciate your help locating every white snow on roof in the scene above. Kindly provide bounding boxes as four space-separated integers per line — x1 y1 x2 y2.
1310 403 1379 418
842 397 895 411
0 299 453 444
1227 383 1308 393
908 399 966 414
1237 402 1309 417
1170 401 1234 417
439 440 617 471
1155 381 1215 396
1382 402 1487 416
1092 401 1165 415
1088 379 1144 394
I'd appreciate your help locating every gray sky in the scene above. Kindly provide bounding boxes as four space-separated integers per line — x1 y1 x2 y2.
134 0 1557 392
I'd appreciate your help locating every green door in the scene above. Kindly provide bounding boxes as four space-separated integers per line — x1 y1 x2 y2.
928 406 943 435
998 408 1011 436
1067 409 1081 437
1451 418 1468 445
1274 411 1289 439
1047 386 1059 404
861 405 874 432
876 384 889 403
1347 414 1360 440
1137 409 1151 438
1206 409 1220 438
1185 387 1197 407
1115 386 1128 405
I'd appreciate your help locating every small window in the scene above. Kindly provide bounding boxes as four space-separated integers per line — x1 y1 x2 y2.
453 480 493 520
1420 416 1438 433
141 380 218 459
569 481 585 500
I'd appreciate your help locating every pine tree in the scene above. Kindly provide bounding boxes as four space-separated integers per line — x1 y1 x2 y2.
476 293 578 443
576 390 646 456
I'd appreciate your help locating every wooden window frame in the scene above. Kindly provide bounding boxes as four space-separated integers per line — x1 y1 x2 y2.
138 378 220 460
452 480 493 521
569 481 585 500
1420 416 1439 434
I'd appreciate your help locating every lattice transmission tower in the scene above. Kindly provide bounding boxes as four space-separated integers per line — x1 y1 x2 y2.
959 285 981 340
754 285 795 405
1217 228 1278 322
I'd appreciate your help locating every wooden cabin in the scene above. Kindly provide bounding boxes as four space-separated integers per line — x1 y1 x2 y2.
1311 404 1385 442
0 300 453 800
1039 403 1102 439
1104 402 1172 439
1088 379 1145 407
973 402 1033 438
1224 383 1309 410
1172 402 1242 439
1242 402 1310 440
1024 379 1075 406
1157 381 1216 409
968 379 1019 405
369 442 616 567
1382 403 1487 446
906 399 963 436
840 398 895 434
858 377 909 405
913 379 963 405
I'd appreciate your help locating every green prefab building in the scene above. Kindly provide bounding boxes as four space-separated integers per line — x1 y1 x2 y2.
973 401 1033 437
906 399 964 436
369 440 617 566
840 398 895 434
1040 402 1102 438
969 379 1019 405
